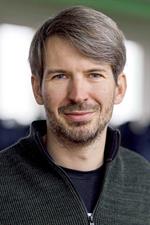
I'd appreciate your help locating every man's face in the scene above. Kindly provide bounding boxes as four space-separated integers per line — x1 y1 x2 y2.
32 36 126 144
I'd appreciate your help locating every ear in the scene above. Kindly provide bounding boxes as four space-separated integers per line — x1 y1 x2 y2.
114 73 127 105
31 75 44 105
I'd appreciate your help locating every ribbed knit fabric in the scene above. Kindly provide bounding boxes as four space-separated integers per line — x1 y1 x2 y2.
0 121 150 225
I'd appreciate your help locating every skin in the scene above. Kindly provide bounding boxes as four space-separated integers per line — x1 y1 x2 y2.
32 36 126 171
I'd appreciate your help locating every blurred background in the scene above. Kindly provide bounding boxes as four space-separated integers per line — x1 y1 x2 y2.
0 0 150 161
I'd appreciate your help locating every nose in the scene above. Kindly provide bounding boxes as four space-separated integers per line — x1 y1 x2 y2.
68 77 89 103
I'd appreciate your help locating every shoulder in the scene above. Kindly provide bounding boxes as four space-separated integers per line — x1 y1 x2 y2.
118 146 150 171
112 146 150 188
0 141 21 160
0 134 49 176
0 136 36 172
0 138 26 171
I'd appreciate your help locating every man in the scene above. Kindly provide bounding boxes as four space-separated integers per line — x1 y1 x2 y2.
0 6 150 225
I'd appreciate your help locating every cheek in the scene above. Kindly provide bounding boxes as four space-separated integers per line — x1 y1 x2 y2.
42 84 67 111
91 85 115 103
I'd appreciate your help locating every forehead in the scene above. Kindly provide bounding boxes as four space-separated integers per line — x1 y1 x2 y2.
45 35 79 59
44 36 112 72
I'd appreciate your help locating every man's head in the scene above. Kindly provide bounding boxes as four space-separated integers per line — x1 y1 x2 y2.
29 5 126 84
30 6 127 145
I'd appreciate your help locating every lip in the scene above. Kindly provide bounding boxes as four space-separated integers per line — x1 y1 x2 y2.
64 111 95 122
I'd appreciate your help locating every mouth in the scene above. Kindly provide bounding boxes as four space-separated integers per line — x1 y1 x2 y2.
63 111 95 122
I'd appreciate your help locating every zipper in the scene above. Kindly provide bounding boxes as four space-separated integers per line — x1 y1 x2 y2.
89 163 110 221
52 163 93 224
88 214 94 225
35 133 111 225
36 133 91 224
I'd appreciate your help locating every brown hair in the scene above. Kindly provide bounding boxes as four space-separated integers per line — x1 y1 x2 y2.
29 6 126 83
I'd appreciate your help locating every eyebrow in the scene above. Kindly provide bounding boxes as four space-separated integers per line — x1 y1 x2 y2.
45 69 66 76
45 68 108 76
85 69 107 73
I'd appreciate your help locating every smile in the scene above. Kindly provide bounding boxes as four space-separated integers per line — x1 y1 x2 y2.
64 111 95 122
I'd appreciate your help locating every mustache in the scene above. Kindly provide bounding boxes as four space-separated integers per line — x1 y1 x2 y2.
58 102 100 114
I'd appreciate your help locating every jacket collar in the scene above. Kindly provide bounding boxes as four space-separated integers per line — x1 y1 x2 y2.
29 120 121 162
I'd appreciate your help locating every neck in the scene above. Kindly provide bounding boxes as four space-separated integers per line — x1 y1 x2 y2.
45 127 107 171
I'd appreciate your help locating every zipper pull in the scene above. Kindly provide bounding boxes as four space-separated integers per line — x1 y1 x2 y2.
88 214 94 225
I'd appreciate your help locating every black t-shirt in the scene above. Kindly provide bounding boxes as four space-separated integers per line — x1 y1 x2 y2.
62 165 105 213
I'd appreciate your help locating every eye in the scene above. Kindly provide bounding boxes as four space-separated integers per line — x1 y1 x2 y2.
52 74 67 80
89 73 104 79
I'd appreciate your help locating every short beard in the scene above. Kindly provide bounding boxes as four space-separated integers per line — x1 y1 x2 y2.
45 102 114 147
47 118 101 146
